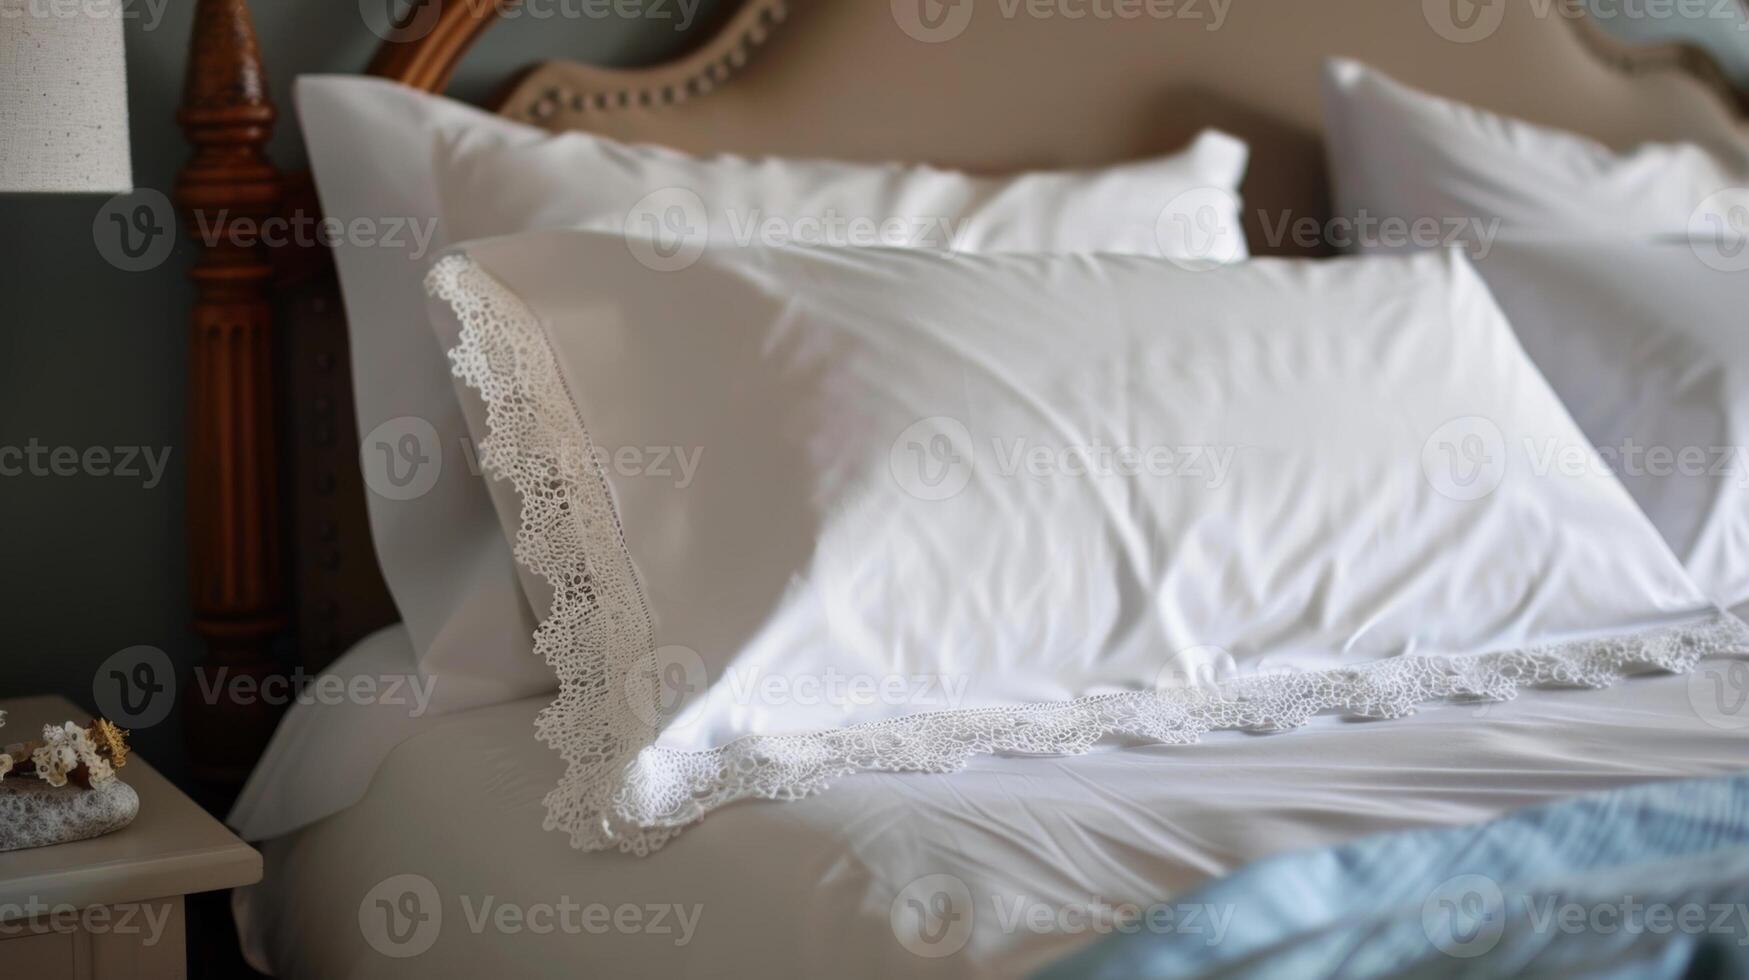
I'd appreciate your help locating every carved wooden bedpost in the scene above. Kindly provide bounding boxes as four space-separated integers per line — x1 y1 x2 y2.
176 0 287 787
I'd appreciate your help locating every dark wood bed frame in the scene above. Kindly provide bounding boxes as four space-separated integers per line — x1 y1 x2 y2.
174 0 1749 785
173 0 462 783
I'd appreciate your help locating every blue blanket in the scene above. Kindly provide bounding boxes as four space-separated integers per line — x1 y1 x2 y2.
1036 774 1749 980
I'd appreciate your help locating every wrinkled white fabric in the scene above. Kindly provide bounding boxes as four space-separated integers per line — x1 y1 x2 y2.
233 668 1749 980
1471 240 1749 610
296 73 1251 717
434 104 1250 628
425 234 1731 853
227 624 428 842
1319 58 1749 243
1319 62 1749 608
296 77 553 712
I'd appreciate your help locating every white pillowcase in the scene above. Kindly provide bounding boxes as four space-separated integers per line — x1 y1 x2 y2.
1472 240 1749 609
437 125 1251 261
425 231 1741 853
1318 59 1749 608
296 74 1252 711
434 113 1249 628
1320 58 1748 245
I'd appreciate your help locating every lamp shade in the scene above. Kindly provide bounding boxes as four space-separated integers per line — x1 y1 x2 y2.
0 0 132 193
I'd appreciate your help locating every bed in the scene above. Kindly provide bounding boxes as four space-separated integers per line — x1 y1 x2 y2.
171 0 1749 977
229 625 1749 978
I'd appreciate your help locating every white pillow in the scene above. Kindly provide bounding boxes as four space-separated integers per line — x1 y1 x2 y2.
1319 58 1748 247
435 110 1250 629
425 231 1743 854
1317 59 1749 608
437 125 1251 262
296 74 1252 711
297 77 552 712
1472 239 1749 610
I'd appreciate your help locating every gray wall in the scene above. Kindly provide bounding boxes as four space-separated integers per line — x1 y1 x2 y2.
0 0 1741 787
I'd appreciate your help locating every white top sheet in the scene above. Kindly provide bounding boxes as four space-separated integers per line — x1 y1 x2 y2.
235 634 1749 979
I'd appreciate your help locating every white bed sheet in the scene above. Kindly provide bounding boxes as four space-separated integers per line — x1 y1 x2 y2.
235 636 1749 980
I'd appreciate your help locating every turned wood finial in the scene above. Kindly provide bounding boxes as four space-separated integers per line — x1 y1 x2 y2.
178 0 278 225
176 0 288 787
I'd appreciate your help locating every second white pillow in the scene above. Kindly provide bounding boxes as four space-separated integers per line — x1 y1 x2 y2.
427 233 1742 854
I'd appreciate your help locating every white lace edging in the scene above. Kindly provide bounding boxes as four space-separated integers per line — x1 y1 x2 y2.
427 253 1749 857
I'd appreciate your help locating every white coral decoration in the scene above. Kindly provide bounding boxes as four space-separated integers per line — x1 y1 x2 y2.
0 754 11 781
84 755 116 788
30 722 114 789
31 724 79 787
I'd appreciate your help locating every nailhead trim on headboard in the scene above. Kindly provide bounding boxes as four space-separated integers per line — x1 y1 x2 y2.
525 0 789 120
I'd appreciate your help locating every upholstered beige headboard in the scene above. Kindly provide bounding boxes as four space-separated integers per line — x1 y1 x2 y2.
497 0 1749 256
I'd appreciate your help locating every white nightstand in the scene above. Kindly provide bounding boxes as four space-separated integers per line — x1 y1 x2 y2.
0 695 262 979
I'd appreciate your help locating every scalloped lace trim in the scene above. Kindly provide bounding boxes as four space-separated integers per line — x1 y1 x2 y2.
427 253 1749 856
